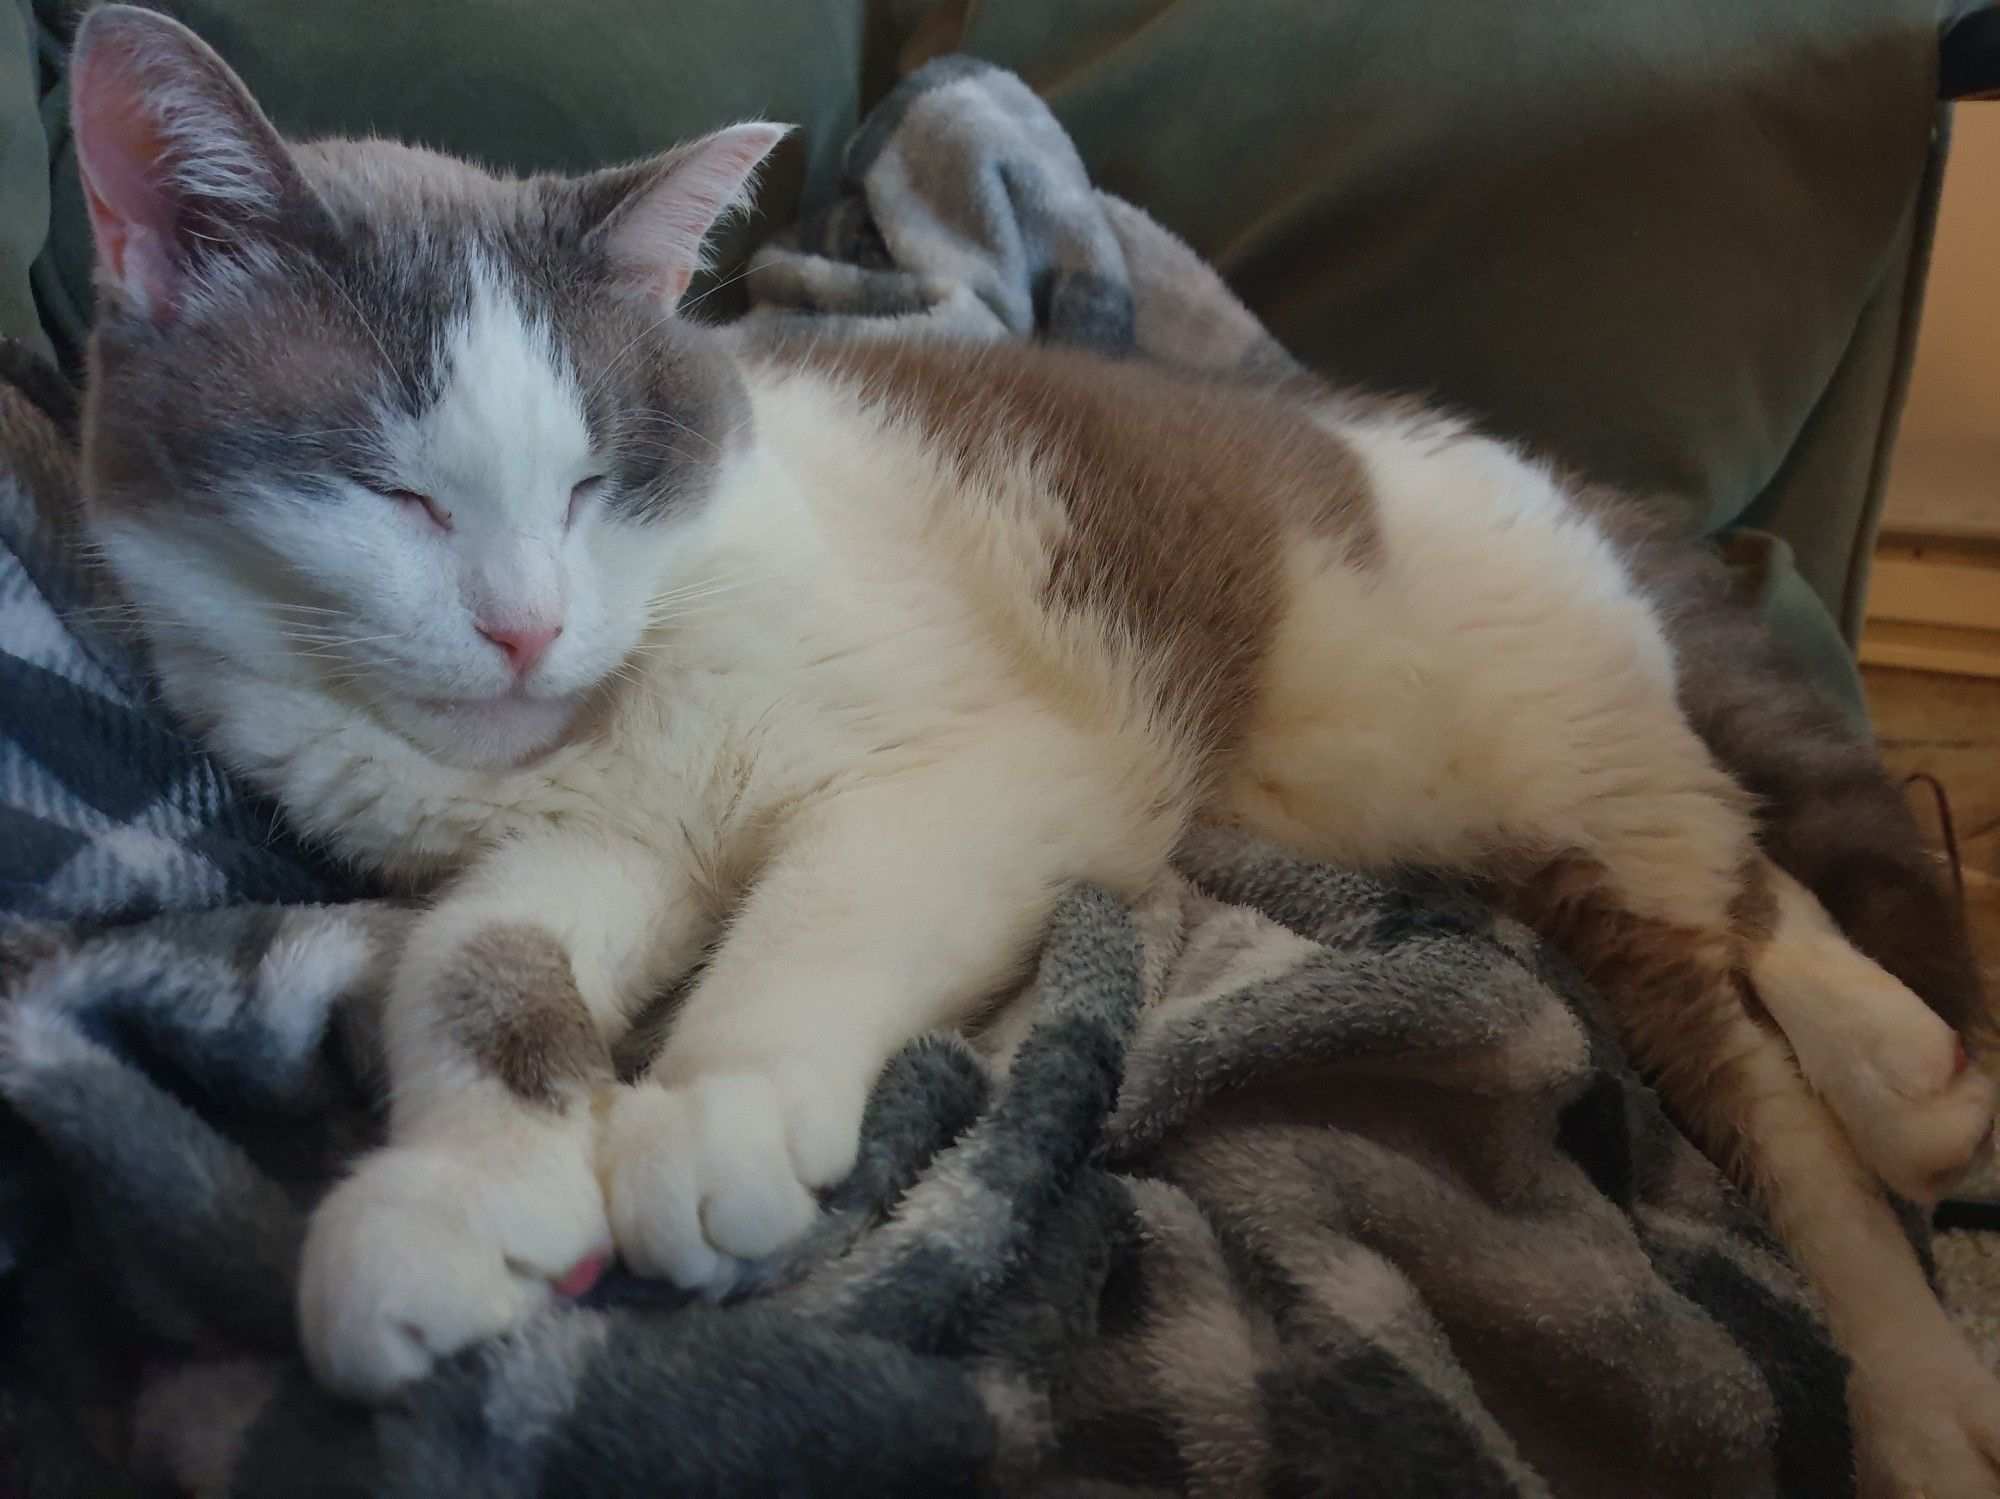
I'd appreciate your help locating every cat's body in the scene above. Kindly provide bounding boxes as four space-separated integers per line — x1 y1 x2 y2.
193 339 1754 947
69 9 2000 1494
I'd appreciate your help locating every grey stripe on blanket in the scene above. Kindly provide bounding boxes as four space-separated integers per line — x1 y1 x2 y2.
0 56 1851 1499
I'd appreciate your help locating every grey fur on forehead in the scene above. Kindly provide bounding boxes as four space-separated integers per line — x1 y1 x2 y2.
88 132 746 525
293 138 525 218
290 137 624 273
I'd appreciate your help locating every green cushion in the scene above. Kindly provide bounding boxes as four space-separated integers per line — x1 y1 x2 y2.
1737 140 1943 641
0 0 49 359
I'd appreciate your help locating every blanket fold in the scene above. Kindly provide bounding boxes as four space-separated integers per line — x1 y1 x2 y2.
0 55 1853 1499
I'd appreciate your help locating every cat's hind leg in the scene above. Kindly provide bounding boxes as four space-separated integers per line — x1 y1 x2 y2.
1515 845 2000 1498
1747 858 1994 1204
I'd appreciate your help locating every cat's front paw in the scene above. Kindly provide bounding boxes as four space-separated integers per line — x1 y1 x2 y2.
298 1116 608 1399
599 1052 871 1293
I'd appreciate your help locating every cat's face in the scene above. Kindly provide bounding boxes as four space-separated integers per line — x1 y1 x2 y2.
72 6 784 770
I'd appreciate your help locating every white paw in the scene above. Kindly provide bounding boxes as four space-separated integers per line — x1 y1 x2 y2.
599 1052 870 1293
1824 1019 1995 1203
1852 1340 2000 1498
298 1118 608 1399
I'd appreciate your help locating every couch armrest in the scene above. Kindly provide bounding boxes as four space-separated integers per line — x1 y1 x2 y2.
1944 6 2000 98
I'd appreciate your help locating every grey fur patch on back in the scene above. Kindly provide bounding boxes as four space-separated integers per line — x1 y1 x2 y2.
435 924 608 1108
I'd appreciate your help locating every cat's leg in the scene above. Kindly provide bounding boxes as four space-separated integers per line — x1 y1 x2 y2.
1517 843 2000 1498
599 754 1080 1292
299 830 705 1397
1747 859 1994 1203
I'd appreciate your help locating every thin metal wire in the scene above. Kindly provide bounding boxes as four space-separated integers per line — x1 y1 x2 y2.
1905 769 1967 912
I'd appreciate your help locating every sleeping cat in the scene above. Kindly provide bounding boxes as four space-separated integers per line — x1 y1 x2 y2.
69 7 2000 1492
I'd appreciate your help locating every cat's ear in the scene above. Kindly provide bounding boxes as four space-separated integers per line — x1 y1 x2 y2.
577 123 791 309
70 5 311 316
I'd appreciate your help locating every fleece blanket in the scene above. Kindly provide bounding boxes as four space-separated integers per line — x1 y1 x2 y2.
0 56 1854 1499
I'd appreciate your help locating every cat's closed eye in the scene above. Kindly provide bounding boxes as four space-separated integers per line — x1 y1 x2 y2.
374 485 453 532
567 475 607 529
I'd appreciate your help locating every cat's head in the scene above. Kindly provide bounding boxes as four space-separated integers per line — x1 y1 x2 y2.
73 5 786 770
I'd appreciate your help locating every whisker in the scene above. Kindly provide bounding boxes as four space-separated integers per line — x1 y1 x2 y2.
620 440 701 466
275 426 379 444
644 578 755 612
615 410 722 451
678 263 760 317
578 306 681 406
306 259 397 373
276 629 406 654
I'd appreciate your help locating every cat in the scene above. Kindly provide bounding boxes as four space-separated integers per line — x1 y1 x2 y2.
69 6 2000 1492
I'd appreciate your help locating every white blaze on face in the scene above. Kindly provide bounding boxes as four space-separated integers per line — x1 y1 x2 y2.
415 262 595 646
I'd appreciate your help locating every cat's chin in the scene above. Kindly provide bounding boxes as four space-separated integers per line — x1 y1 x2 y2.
377 691 586 772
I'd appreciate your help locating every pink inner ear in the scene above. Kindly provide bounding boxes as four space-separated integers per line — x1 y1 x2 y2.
74 55 185 311
607 124 788 309
659 263 695 306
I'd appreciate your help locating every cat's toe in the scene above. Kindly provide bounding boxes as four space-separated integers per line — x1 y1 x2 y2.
763 1050 870 1190
298 1124 606 1399
689 1072 822 1257
599 1083 738 1291
1852 1337 2000 1498
601 1058 866 1290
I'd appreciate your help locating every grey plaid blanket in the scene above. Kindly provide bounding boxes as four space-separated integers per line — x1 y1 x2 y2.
0 56 1852 1499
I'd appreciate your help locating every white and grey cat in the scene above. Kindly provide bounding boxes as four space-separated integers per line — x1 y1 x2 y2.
71 7 2000 1491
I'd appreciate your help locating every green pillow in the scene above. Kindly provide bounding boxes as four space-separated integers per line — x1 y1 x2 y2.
0 0 49 359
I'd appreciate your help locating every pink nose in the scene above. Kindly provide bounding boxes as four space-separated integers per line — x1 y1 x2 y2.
476 618 563 676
